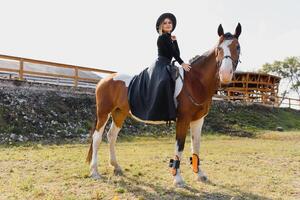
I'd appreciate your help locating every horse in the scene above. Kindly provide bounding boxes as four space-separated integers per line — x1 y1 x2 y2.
86 23 242 187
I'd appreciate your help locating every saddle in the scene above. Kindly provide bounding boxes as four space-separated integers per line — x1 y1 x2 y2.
166 60 180 82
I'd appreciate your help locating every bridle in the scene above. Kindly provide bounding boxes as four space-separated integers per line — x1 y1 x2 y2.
217 55 241 71
216 40 241 71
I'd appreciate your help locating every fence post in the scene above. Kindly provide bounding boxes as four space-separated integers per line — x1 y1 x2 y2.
19 59 24 80
74 66 78 87
288 98 291 108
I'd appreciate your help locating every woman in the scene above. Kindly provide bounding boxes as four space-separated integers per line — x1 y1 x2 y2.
128 12 191 122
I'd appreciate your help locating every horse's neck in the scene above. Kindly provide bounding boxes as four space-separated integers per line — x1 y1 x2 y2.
190 49 218 82
185 49 219 101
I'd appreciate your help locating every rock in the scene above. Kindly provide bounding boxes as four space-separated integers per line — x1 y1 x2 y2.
10 133 17 140
18 135 24 142
276 127 284 132
23 136 29 142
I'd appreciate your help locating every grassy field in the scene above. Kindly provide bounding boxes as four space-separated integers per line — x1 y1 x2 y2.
0 132 299 200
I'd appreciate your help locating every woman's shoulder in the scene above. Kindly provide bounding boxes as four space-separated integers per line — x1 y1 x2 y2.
157 33 171 40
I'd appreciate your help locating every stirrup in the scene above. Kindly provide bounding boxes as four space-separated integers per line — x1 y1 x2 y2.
169 158 180 176
190 154 200 173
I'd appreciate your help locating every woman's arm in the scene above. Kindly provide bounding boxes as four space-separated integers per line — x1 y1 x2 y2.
171 36 191 71
173 40 180 55
162 34 184 65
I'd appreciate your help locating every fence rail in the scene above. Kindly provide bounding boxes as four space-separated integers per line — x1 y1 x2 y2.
1 54 299 109
0 54 116 87
214 94 300 110
277 96 300 110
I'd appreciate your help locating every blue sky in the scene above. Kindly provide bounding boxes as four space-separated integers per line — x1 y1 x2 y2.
0 0 299 75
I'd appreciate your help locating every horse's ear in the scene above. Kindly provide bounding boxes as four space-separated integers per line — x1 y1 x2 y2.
218 24 224 37
234 23 242 39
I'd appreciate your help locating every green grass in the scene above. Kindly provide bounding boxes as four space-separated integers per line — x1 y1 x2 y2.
206 103 300 135
0 132 299 200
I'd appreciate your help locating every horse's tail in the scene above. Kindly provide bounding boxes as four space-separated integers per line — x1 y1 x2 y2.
86 114 97 164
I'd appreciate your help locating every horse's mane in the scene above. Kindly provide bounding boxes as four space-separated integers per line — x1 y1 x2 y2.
188 50 212 66
189 33 235 66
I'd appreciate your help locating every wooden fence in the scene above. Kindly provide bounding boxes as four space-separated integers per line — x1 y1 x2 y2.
0 54 116 87
277 96 300 110
214 94 300 109
0 54 299 109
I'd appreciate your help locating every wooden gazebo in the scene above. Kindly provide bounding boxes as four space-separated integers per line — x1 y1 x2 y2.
216 71 281 106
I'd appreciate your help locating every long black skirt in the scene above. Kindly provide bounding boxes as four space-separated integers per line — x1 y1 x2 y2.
128 56 176 122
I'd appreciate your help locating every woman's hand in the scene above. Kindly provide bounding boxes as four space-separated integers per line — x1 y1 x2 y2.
171 35 177 41
181 63 191 72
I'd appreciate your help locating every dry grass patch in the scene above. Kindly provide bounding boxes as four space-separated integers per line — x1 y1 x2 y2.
0 132 299 199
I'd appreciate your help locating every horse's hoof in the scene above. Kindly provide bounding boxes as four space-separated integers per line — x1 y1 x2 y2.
173 180 185 187
197 175 208 182
90 172 101 180
114 168 123 176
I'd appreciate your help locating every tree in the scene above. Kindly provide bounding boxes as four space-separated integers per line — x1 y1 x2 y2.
260 56 300 98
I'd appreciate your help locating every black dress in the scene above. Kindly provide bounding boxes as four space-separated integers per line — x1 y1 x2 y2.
128 32 184 122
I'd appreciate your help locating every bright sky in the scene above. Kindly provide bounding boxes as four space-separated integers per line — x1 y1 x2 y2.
0 0 299 75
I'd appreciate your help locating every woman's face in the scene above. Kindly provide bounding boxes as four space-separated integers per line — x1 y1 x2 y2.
161 18 173 33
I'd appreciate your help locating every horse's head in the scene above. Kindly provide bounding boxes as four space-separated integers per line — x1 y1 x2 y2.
215 23 242 84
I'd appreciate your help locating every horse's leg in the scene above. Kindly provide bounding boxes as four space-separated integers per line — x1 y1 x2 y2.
171 118 190 187
190 117 208 182
89 113 109 179
107 109 127 175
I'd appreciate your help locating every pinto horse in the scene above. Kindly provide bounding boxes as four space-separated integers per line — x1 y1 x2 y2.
86 23 242 186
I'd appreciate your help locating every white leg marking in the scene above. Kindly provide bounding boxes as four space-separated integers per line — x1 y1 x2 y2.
173 141 185 187
190 117 207 182
107 120 122 175
90 117 109 179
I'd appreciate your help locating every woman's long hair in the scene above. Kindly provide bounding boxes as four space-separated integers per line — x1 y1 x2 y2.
158 23 164 35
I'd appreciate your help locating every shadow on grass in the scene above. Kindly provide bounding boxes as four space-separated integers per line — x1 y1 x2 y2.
205 180 272 200
95 174 272 200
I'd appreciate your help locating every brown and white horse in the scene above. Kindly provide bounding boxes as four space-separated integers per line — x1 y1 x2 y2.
86 23 242 186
